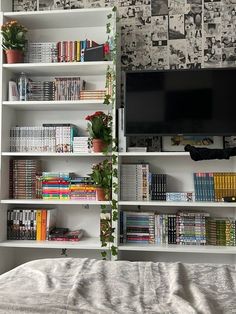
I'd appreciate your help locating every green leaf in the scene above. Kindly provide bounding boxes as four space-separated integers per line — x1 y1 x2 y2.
112 154 117 165
109 235 115 242
112 169 118 178
112 211 118 221
111 245 117 256
101 251 107 258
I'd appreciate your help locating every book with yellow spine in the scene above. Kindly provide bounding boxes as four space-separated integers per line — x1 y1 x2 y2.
36 209 42 240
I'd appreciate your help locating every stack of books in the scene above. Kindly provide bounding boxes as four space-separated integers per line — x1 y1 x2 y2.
166 192 193 202
120 164 170 202
70 177 96 200
54 77 85 101
25 42 58 63
120 210 236 247
121 211 155 244
28 80 55 101
120 164 150 201
176 211 210 245
10 170 97 201
193 172 236 202
43 123 79 153
150 174 167 201
41 172 71 200
10 126 55 152
206 218 235 246
7 208 57 241
80 90 106 100
57 39 99 62
10 124 79 153
9 159 42 199
155 214 177 245
73 137 90 153
48 228 84 242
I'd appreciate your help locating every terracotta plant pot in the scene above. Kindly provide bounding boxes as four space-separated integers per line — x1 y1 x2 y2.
5 49 24 64
96 188 111 201
92 139 107 153
96 187 106 201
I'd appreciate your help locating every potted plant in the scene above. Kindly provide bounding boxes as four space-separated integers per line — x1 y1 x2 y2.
90 160 112 201
85 111 112 152
1 20 27 63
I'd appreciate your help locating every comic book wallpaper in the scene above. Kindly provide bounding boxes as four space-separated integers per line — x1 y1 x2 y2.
13 0 236 71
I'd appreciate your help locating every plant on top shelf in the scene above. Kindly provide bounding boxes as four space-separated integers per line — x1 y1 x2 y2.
90 159 112 201
85 111 112 153
1 20 27 64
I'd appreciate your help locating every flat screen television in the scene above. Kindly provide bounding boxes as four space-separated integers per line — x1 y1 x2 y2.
125 68 236 136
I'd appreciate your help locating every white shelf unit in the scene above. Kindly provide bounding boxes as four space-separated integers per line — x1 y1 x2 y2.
119 200 236 207
0 5 117 273
3 8 112 29
118 153 236 263
1 199 110 205
119 152 190 157
0 237 106 250
3 62 112 75
2 100 111 111
2 152 112 157
118 244 236 254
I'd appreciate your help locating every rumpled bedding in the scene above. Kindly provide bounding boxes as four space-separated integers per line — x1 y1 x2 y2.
0 258 235 314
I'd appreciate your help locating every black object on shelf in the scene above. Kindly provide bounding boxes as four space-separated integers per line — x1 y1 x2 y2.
84 45 104 61
223 196 236 202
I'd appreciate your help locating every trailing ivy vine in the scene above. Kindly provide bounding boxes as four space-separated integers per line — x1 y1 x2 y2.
100 7 119 260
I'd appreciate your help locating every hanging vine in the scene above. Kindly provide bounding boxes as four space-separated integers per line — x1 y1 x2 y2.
100 7 119 260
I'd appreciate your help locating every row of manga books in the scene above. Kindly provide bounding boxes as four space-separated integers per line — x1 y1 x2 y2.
10 124 79 153
120 210 236 247
25 39 105 63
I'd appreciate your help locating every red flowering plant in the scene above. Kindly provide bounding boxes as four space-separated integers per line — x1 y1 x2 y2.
85 111 112 146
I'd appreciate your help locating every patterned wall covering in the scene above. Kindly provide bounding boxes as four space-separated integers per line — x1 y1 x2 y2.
14 0 236 72
117 0 236 71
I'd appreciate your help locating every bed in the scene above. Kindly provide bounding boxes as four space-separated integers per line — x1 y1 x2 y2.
0 258 235 314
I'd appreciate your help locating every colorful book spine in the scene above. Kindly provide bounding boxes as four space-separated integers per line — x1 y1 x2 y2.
36 210 42 240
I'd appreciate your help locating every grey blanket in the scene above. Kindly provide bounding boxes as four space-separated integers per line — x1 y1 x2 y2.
0 258 235 314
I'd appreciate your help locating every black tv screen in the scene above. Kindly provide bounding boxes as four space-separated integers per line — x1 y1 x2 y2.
125 68 236 136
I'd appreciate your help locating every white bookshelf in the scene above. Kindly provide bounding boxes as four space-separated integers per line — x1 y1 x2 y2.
118 244 236 254
1 199 111 205
3 100 111 111
0 5 117 272
2 152 111 157
119 151 236 263
0 238 107 250
3 61 112 75
119 200 236 207
3 8 112 29
119 152 190 157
